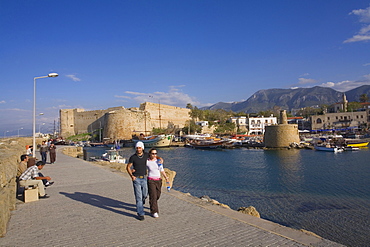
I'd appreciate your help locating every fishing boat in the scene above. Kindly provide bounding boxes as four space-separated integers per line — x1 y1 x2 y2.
133 134 174 148
101 149 126 163
345 140 369 148
186 139 226 149
344 146 360 151
313 136 344 152
314 144 344 152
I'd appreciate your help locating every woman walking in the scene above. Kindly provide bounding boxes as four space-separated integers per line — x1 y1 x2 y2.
146 148 169 218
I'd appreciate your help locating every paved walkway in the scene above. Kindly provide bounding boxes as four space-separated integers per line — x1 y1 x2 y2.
1 149 343 247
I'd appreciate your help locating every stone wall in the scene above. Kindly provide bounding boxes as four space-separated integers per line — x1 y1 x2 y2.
264 124 300 148
104 108 153 140
60 107 125 138
139 102 190 129
60 103 191 140
0 137 37 237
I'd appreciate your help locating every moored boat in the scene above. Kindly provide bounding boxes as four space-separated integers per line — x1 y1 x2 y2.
345 140 369 147
186 139 226 149
133 134 174 148
314 145 344 152
344 146 360 151
101 149 126 163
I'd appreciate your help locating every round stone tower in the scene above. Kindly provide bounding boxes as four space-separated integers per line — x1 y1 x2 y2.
264 110 300 148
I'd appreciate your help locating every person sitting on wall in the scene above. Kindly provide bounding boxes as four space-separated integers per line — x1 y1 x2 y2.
17 154 29 179
19 161 52 199
26 145 33 156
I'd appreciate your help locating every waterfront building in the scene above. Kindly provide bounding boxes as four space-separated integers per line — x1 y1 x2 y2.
229 115 277 135
310 93 370 131
310 110 369 131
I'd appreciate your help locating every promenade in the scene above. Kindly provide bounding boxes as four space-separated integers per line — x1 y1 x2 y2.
1 149 343 247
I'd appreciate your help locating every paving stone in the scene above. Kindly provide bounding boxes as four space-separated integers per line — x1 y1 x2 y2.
0 149 344 247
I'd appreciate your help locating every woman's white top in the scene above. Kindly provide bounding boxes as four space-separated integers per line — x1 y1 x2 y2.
147 159 164 179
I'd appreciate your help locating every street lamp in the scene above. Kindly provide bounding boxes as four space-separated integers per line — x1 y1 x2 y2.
18 127 23 137
4 130 9 138
39 123 45 135
33 73 58 158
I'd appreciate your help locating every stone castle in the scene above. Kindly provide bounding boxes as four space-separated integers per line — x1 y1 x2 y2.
264 110 300 148
60 102 191 140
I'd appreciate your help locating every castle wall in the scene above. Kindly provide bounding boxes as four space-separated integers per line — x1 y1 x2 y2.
140 102 190 129
104 109 154 140
60 103 190 139
59 107 125 138
264 124 300 148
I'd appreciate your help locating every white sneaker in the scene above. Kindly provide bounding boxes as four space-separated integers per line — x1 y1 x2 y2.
153 213 159 218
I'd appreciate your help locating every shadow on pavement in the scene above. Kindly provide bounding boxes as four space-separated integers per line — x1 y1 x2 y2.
60 191 140 218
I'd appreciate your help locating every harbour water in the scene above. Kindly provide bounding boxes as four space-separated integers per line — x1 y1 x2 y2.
84 146 370 247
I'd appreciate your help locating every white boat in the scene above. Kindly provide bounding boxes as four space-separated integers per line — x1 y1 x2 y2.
101 149 126 163
182 133 211 140
133 134 174 148
314 145 343 152
344 146 360 151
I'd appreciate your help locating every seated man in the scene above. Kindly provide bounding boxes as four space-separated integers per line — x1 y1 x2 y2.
19 161 52 199
17 154 29 179
19 154 54 187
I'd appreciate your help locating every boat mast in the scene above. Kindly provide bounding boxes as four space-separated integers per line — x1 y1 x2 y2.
159 99 162 130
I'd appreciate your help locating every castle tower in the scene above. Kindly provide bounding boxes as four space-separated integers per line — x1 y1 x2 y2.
264 110 300 148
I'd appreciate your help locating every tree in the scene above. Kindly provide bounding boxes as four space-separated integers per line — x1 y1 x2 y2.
347 102 362 112
214 122 236 135
359 94 369 103
182 120 201 134
186 103 193 110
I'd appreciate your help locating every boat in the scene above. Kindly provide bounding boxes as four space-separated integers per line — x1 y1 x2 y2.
133 134 174 148
344 146 360 151
345 140 369 148
186 139 226 149
314 144 344 152
101 149 126 163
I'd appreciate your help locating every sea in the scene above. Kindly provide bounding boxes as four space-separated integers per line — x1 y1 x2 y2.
84 146 370 247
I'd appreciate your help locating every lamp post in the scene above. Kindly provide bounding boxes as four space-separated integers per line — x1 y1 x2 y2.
39 123 45 135
33 73 58 158
4 130 9 138
149 95 162 130
18 127 23 137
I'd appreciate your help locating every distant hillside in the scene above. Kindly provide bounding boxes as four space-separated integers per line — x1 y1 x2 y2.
345 85 370 102
202 85 370 113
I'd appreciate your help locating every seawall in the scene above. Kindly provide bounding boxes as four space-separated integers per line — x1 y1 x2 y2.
0 137 45 237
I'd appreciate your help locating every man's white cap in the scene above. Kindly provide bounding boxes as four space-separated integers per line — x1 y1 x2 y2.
135 141 145 150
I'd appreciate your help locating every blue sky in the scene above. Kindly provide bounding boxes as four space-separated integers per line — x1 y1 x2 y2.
1 0 370 137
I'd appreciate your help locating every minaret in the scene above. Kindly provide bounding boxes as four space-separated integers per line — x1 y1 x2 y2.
343 93 348 112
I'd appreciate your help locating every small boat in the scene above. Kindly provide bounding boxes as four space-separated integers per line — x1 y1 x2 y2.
345 141 369 148
101 149 126 163
314 145 343 152
344 146 360 151
187 139 226 149
133 134 174 148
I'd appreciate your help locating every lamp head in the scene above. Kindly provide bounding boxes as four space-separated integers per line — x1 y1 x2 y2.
48 73 59 78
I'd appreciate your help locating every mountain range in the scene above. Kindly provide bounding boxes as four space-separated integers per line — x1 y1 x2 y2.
203 85 370 113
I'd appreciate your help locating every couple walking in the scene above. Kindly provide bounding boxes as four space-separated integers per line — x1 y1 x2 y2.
126 141 170 220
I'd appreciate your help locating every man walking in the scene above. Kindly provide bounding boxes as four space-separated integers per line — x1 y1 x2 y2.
126 141 149 220
39 141 48 164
